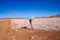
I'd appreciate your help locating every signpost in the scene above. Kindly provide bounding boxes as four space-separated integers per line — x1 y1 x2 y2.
26 16 34 30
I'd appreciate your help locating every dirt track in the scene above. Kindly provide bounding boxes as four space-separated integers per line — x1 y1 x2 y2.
0 18 60 40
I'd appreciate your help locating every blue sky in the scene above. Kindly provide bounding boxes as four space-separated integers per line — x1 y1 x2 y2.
0 0 60 18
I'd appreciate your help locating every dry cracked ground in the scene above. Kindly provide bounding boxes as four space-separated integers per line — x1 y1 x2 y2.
0 17 60 40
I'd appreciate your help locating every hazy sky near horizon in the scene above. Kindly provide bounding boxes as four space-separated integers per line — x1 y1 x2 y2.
0 0 60 18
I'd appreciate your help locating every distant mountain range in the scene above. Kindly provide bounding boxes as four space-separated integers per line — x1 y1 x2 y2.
35 14 60 18
0 14 60 19
48 14 60 17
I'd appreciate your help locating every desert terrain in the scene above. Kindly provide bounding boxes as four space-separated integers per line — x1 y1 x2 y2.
0 17 60 40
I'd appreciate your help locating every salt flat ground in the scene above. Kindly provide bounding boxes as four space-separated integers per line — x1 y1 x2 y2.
0 18 60 40
11 18 60 31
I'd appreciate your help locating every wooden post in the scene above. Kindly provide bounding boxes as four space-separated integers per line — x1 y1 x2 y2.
29 19 33 30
